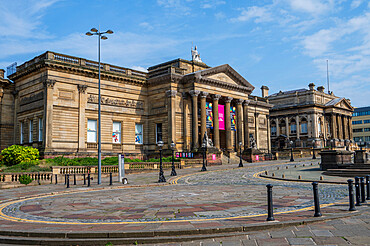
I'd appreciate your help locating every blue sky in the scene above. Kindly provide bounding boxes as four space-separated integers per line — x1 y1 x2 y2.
1 0 369 107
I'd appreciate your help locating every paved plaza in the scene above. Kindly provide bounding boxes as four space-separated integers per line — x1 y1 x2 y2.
0 158 369 245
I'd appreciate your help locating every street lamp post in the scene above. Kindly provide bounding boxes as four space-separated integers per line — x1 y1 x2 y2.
86 27 113 185
170 141 177 176
238 141 243 167
157 141 166 182
312 139 316 159
290 140 294 162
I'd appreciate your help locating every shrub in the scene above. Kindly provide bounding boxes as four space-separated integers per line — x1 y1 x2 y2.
1 145 39 167
19 175 33 185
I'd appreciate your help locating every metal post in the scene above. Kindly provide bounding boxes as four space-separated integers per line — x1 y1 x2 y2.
171 148 177 176
109 173 112 186
239 144 243 167
55 174 58 184
97 29 102 185
366 175 370 200
73 174 76 185
266 184 274 221
290 146 294 162
355 177 361 206
66 174 70 188
87 173 91 187
201 146 207 171
360 177 366 203
347 179 356 211
312 182 322 217
64 174 67 185
158 148 166 182
312 145 316 159
83 174 86 185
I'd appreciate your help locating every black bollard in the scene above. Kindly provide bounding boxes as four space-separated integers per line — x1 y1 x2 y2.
266 184 274 221
64 174 67 185
109 173 113 186
360 177 366 203
312 182 322 217
366 175 370 200
87 173 90 187
55 174 58 184
73 174 76 185
355 177 361 206
83 174 86 185
347 179 356 211
66 174 70 188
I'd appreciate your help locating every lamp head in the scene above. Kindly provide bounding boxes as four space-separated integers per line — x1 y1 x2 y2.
86 32 93 36
101 36 108 40
239 141 242 146
157 141 164 147
312 139 315 144
91 28 98 33
106 29 114 34
170 141 176 149
202 143 206 148
290 140 293 145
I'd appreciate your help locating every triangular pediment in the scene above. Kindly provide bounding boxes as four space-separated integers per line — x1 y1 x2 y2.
187 64 255 91
325 97 354 111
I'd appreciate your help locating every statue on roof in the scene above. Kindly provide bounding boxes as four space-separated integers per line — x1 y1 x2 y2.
191 45 203 63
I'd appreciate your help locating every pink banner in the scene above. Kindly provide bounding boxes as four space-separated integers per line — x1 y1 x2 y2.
219 105 225 130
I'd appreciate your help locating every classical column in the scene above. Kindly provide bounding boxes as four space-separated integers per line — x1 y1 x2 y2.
348 116 353 139
285 116 289 138
312 114 317 139
78 85 87 151
182 92 189 151
243 100 250 149
267 115 271 152
255 113 260 148
337 114 342 140
212 94 221 149
43 79 56 150
190 90 200 150
296 115 300 139
343 115 348 140
331 114 337 139
200 92 208 143
225 97 233 151
236 99 244 152
166 90 177 148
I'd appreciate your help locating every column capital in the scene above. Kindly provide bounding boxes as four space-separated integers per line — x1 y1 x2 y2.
166 90 177 98
236 99 244 105
43 79 56 89
200 92 209 98
212 94 221 100
77 84 88 93
244 99 250 106
225 96 233 103
189 90 200 97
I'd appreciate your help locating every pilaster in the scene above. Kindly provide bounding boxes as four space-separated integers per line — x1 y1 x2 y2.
166 90 177 148
43 79 56 150
78 85 87 151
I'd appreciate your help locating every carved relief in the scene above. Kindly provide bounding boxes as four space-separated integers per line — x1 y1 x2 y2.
87 94 144 109
43 79 56 88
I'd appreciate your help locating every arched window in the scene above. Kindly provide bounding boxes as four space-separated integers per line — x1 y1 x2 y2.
271 120 277 136
280 120 286 135
318 118 322 134
301 117 308 134
290 119 297 134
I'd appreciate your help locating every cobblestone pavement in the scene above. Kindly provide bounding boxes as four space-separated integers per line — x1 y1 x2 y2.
0 158 368 245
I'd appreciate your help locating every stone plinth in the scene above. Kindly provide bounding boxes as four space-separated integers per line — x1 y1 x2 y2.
243 148 266 162
354 150 370 164
319 150 353 171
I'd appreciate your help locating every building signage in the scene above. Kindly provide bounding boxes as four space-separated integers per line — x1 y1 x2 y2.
219 105 225 130
206 102 213 128
230 106 236 131
176 152 194 158
87 95 144 109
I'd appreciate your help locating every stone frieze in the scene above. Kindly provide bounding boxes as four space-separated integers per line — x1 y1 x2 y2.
87 94 144 109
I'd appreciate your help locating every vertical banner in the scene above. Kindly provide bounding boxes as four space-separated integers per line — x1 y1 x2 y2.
230 106 236 131
219 105 225 130
206 102 213 128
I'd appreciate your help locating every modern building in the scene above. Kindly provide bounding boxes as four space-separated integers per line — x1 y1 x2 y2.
266 83 354 150
0 50 272 160
352 106 370 148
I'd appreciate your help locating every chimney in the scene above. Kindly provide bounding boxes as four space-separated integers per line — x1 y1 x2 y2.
0 69 4 79
309 83 315 91
317 86 325 93
261 85 269 98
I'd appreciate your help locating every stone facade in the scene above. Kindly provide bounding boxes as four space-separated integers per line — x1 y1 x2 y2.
266 83 354 150
1 51 272 158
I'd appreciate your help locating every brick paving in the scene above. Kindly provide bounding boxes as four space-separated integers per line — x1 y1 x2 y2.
0 157 368 245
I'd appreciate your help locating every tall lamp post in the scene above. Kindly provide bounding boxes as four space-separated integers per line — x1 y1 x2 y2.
312 139 316 159
290 140 294 162
201 139 207 172
157 141 166 182
86 27 113 185
170 141 177 176
238 141 243 167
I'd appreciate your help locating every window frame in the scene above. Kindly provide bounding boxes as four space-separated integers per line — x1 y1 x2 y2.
20 122 24 144
135 123 143 144
38 118 43 142
156 123 162 143
301 123 308 134
87 119 97 143
112 121 122 144
29 120 33 143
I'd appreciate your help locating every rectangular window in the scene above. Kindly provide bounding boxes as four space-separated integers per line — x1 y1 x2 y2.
290 124 297 134
353 120 363 125
365 136 370 141
29 120 33 143
301 123 308 134
38 118 43 142
20 122 24 144
135 123 143 144
353 128 363 132
112 122 121 143
87 119 97 143
354 137 362 142
156 123 162 143
364 120 370 124
271 126 276 136
364 128 370 132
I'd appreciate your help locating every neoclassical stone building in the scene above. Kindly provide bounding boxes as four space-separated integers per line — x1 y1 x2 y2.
0 51 272 159
266 83 354 150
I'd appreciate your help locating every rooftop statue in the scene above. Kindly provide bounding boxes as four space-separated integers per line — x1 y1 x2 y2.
191 45 203 63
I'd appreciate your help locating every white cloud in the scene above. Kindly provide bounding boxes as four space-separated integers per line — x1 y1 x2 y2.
201 1 226 9
231 6 273 23
350 0 364 9
131 66 148 72
286 0 334 15
139 22 154 30
157 0 190 15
